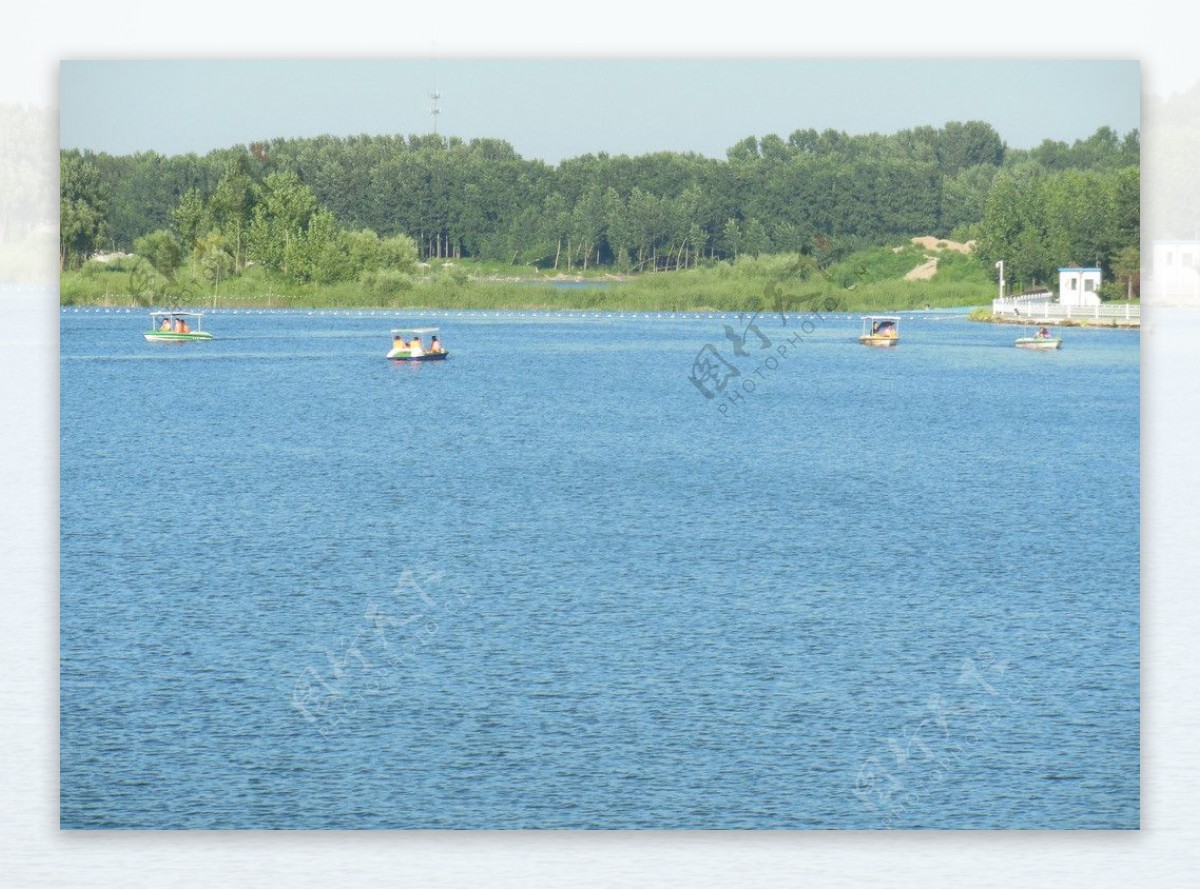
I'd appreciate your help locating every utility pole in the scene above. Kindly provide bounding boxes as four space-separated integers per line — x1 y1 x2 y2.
430 90 441 135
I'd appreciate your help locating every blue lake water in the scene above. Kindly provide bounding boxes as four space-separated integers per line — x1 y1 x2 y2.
60 307 1139 829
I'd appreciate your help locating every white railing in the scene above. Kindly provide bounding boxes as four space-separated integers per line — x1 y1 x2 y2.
992 301 1140 321
993 292 1054 308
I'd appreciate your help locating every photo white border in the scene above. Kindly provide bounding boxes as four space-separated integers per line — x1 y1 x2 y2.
3 3 1197 885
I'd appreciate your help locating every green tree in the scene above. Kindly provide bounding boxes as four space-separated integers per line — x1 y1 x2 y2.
194 230 233 296
721 218 742 260
172 188 211 254
626 188 665 270
60 118 1138 283
133 229 183 292
345 228 382 276
758 134 792 163
247 170 318 278
1108 165 1140 249
570 184 606 270
726 136 760 163
292 209 350 283
668 185 705 269
742 218 770 258
977 171 1052 288
379 233 419 272
1041 169 1110 270
941 164 998 235
59 153 108 270
1111 245 1140 300
540 192 571 270
603 189 634 272
209 160 256 271
937 121 1005 176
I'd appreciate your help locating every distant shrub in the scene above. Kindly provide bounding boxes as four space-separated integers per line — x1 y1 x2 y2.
827 245 926 288
931 251 991 285
1098 280 1130 302
360 269 414 298
440 264 470 286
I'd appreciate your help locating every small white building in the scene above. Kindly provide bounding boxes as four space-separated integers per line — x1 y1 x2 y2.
1058 266 1102 307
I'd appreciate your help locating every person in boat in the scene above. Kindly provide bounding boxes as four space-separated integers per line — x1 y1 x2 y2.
409 335 424 356
871 321 880 335
1039 327 1050 339
159 317 172 331
429 335 443 353
178 317 190 334
393 334 407 351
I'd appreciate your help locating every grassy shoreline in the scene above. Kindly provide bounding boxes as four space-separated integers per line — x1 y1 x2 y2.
61 252 995 314
59 278 990 313
60 247 1008 316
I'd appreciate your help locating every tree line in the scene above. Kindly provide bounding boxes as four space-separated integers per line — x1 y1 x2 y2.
60 121 1140 293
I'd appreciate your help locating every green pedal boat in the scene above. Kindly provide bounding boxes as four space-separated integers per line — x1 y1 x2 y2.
387 327 448 361
145 311 214 342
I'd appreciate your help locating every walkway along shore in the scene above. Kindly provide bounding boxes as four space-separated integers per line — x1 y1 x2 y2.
981 313 1140 329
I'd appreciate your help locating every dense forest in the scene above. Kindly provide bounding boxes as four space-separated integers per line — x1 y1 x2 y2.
60 121 1140 297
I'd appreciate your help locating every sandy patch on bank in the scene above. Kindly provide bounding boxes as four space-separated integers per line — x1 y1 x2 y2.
910 236 975 253
905 257 939 280
899 236 977 279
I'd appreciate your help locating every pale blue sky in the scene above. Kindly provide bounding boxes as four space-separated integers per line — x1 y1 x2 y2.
60 60 1140 162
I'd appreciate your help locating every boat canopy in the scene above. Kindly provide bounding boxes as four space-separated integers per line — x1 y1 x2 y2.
150 310 205 319
390 327 440 335
861 314 899 331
